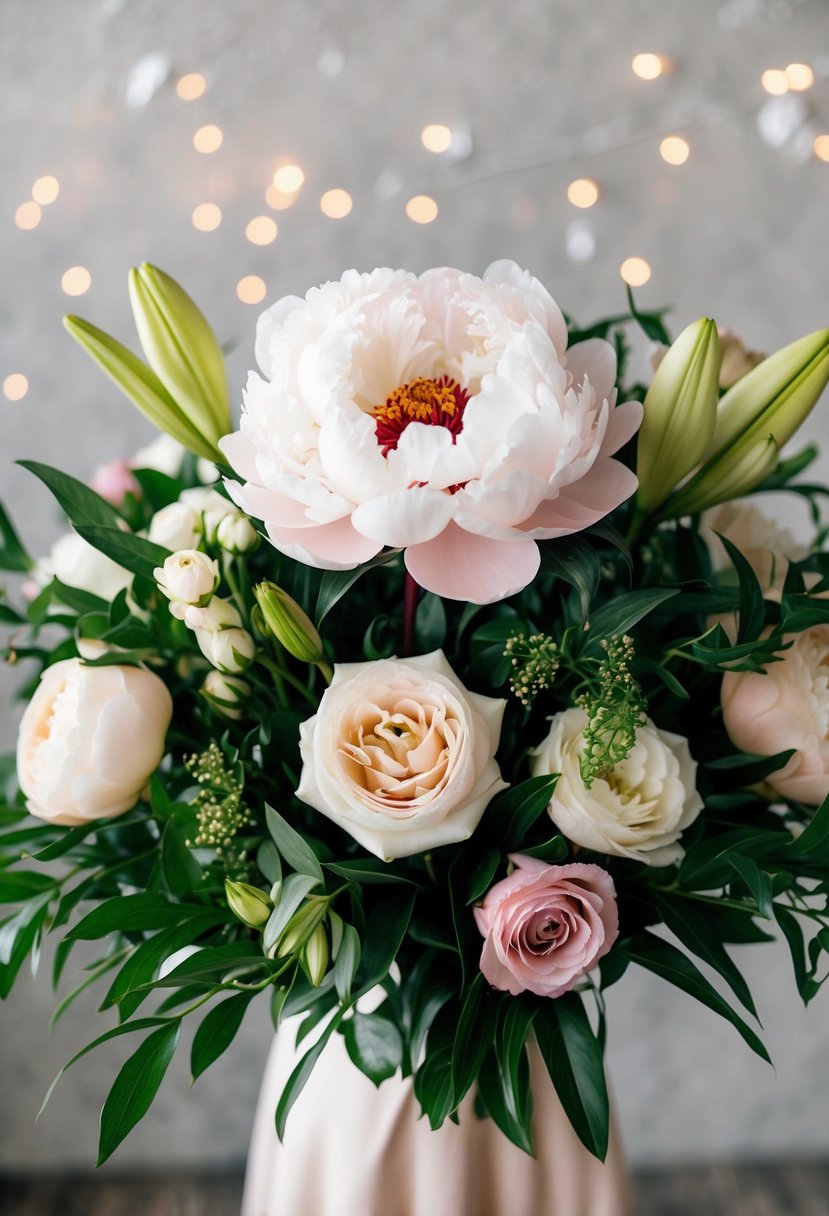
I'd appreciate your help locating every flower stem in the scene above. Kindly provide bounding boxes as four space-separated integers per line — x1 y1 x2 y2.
403 569 420 656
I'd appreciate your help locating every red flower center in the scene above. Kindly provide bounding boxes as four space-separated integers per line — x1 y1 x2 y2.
372 376 470 457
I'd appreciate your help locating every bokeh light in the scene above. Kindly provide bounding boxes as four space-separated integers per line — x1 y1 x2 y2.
3 373 28 401
421 124 453 153
193 124 223 154
176 73 206 100
236 275 267 304
14 202 41 230
61 266 91 296
192 203 222 231
761 69 788 95
814 134 829 162
659 135 690 165
245 215 278 245
320 188 353 218
405 195 439 223
632 52 668 80
620 257 652 287
786 63 813 91
273 164 305 192
567 178 600 208
32 176 59 205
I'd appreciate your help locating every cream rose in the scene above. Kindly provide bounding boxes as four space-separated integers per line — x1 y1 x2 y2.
721 625 829 805
17 658 172 826
531 707 703 866
296 650 506 861
474 855 618 998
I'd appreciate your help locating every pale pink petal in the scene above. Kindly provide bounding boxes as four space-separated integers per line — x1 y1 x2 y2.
405 523 540 603
351 487 456 547
483 260 568 356
519 458 638 538
218 431 261 482
267 517 383 570
599 400 644 457
566 338 617 403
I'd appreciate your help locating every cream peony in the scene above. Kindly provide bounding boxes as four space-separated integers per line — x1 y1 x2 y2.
17 658 172 825
700 499 807 602
220 262 642 605
531 708 703 866
721 625 829 805
296 650 506 860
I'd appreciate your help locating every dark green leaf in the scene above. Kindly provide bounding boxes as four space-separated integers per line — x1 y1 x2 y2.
450 974 501 1110
0 501 31 572
18 461 122 530
585 588 679 649
535 991 609 1160
788 792 829 859
67 894 194 940
464 848 502 906
324 858 417 886
415 593 447 651
413 1043 455 1129
316 551 400 625
353 892 416 999
0 870 56 903
520 835 569 863
716 533 766 644
482 775 559 849
477 1042 534 1155
654 894 757 1016
161 822 204 898
265 805 324 882
97 1022 181 1164
191 993 253 1081
726 854 773 919
275 1008 346 1140
540 538 601 621
74 526 168 580
344 1010 403 1085
0 897 50 999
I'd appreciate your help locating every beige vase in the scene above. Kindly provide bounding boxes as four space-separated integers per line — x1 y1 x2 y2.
242 1022 632 1216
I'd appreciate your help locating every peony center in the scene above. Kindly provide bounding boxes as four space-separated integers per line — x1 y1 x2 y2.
372 376 470 457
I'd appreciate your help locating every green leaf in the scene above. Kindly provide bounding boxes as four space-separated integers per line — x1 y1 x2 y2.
18 460 123 530
74 526 169 580
315 550 401 625
333 922 361 1001
262 873 321 954
414 593 447 651
774 904 809 997
477 1042 534 1155
275 1008 347 1140
623 932 770 1063
788 791 829 859
540 538 601 621
0 897 50 999
324 858 417 886
464 848 502 906
161 822 204 898
353 892 416 999
585 588 679 650
343 1010 403 1085
482 775 559 848
654 894 758 1016
50 578 109 615
716 533 766 644
191 993 253 1082
97 1022 181 1164
519 834 569 863
413 1043 455 1130
491 998 536 1153
67 893 195 940
726 854 774 919
265 805 324 882
0 870 56 903
535 991 609 1160
0 501 32 572
450 974 501 1109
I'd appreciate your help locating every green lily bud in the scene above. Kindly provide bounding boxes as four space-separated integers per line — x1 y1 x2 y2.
63 316 221 464
635 318 720 515
276 897 328 958
128 264 231 446
225 879 273 928
253 581 323 664
666 328 829 518
301 923 329 987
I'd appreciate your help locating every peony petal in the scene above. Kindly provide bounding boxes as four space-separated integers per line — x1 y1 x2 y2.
266 517 383 570
352 486 456 548
405 523 540 604
599 400 644 458
566 338 617 404
518 458 638 538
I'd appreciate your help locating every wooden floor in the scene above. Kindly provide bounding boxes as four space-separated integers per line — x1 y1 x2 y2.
1 1162 828 1214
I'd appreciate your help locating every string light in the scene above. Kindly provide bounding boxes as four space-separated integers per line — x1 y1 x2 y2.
236 275 267 304
405 195 439 223
659 135 690 165
192 203 222 231
176 73 206 100
786 63 813 91
3 373 28 401
193 124 223 154
245 215 278 245
761 69 789 96
32 176 59 205
273 164 304 192
620 257 651 287
567 178 600 208
421 124 453 153
814 135 829 162
320 189 352 218
14 202 41 230
631 53 669 80
61 266 91 296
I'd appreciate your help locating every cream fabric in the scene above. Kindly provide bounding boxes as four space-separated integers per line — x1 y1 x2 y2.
243 1021 632 1216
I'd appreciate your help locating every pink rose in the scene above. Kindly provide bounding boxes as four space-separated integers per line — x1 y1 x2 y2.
90 459 140 506
721 624 829 805
474 855 619 998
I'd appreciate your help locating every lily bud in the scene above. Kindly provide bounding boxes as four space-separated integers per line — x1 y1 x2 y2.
201 670 251 720
635 318 720 515
128 264 230 446
276 897 328 958
225 879 273 928
667 328 829 518
253 581 323 663
301 923 329 987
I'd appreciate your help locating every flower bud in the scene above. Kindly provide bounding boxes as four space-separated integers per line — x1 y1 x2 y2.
179 487 234 544
225 879 273 928
635 318 720 515
128 263 230 446
154 549 218 606
217 512 260 555
91 458 140 507
301 923 329 987
718 328 764 390
277 897 328 958
184 596 241 632
667 328 829 518
197 625 256 674
148 501 201 551
253 581 323 663
202 671 251 720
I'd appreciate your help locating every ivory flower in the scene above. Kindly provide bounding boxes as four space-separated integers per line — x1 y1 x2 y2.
36 531 132 602
154 549 218 606
296 650 506 860
17 659 172 825
220 262 642 604
721 625 829 805
531 708 703 866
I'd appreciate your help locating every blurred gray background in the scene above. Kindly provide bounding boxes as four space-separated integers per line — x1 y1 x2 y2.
2 0 829 1173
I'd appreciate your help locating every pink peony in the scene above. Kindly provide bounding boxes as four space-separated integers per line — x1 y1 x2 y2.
90 458 140 506
474 855 619 998
220 262 642 604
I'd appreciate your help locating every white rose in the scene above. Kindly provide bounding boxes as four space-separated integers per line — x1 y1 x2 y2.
202 671 251 719
180 487 234 542
216 512 259 555
154 549 218 606
148 502 201 551
296 649 507 861
531 707 702 867
196 626 256 673
183 596 241 631
16 658 172 825
41 531 132 601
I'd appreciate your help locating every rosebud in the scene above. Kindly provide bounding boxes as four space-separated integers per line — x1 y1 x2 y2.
225 879 273 928
301 923 329 987
253 581 323 664
197 626 256 674
666 328 829 518
183 596 241 631
635 318 720 515
128 263 230 447
201 671 251 720
217 512 260 555
179 487 234 544
276 897 328 958
154 549 218 606
148 501 201 551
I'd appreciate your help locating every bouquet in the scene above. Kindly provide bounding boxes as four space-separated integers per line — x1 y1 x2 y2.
2 260 829 1166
